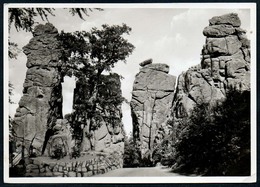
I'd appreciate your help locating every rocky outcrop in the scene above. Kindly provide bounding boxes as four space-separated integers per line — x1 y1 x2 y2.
72 73 125 154
13 23 64 155
12 23 125 160
202 13 250 91
130 59 176 161
47 119 73 158
172 13 250 136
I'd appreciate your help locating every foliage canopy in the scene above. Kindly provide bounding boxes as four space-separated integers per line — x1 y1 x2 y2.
8 8 102 32
172 89 250 176
58 23 135 79
58 23 134 150
8 8 102 60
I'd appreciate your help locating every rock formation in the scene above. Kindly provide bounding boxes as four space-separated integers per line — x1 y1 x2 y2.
48 119 72 158
12 13 251 174
12 23 126 160
13 23 64 155
130 13 250 165
172 13 250 137
130 59 176 161
72 73 125 154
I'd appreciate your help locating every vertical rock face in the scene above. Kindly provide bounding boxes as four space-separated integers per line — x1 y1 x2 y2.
130 59 176 161
73 73 125 154
13 23 64 154
47 119 72 158
172 13 250 136
12 23 126 159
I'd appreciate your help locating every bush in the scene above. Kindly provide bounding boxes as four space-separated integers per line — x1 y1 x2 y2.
123 136 141 168
172 90 250 176
152 138 175 166
70 146 81 159
51 144 65 160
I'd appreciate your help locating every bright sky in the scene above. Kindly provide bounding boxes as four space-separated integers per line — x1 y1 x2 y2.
8 5 251 135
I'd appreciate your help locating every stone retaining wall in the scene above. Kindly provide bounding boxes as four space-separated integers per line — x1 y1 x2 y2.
25 152 123 177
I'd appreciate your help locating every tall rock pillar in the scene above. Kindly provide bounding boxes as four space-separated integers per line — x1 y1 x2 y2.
13 23 64 155
130 59 176 162
202 13 250 91
172 13 250 140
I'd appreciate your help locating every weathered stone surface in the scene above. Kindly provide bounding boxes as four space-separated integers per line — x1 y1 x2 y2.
23 67 62 88
131 61 176 161
33 23 59 36
205 35 241 55
172 13 250 142
23 24 62 68
48 119 73 158
13 22 125 158
173 66 225 120
95 121 109 141
140 58 153 67
25 152 122 177
143 63 170 73
68 171 76 177
133 69 175 91
13 23 63 155
209 13 241 27
238 33 250 48
203 24 236 37
226 58 247 78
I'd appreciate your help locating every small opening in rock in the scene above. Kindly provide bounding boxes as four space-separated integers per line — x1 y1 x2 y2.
37 95 44 99
62 76 76 118
23 87 28 94
122 102 132 137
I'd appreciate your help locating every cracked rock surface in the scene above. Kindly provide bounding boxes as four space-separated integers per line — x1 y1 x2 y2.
130 59 176 160
13 23 64 154
130 13 250 163
172 13 250 137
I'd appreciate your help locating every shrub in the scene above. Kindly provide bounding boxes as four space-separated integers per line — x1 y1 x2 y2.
51 144 65 160
123 136 141 168
172 90 250 176
70 146 81 159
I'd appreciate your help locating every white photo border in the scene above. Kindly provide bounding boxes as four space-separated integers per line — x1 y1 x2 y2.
4 3 257 184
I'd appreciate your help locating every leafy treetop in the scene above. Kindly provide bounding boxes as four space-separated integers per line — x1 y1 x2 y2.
8 8 102 61
58 23 135 79
8 8 102 32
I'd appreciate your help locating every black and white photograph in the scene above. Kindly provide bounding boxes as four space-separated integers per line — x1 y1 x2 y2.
4 3 256 183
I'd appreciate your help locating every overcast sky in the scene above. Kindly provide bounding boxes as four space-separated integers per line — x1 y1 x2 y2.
8 5 251 135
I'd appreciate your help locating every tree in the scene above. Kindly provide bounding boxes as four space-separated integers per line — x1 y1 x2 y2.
172 102 213 175
85 24 135 73
57 24 134 151
8 8 104 155
123 135 141 168
213 90 250 176
8 82 14 104
59 23 134 116
59 23 135 76
9 82 17 169
8 8 103 59
8 8 102 32
152 134 175 166
9 82 16 142
172 90 250 176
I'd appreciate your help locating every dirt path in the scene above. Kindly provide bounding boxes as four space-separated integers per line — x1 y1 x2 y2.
95 166 183 177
